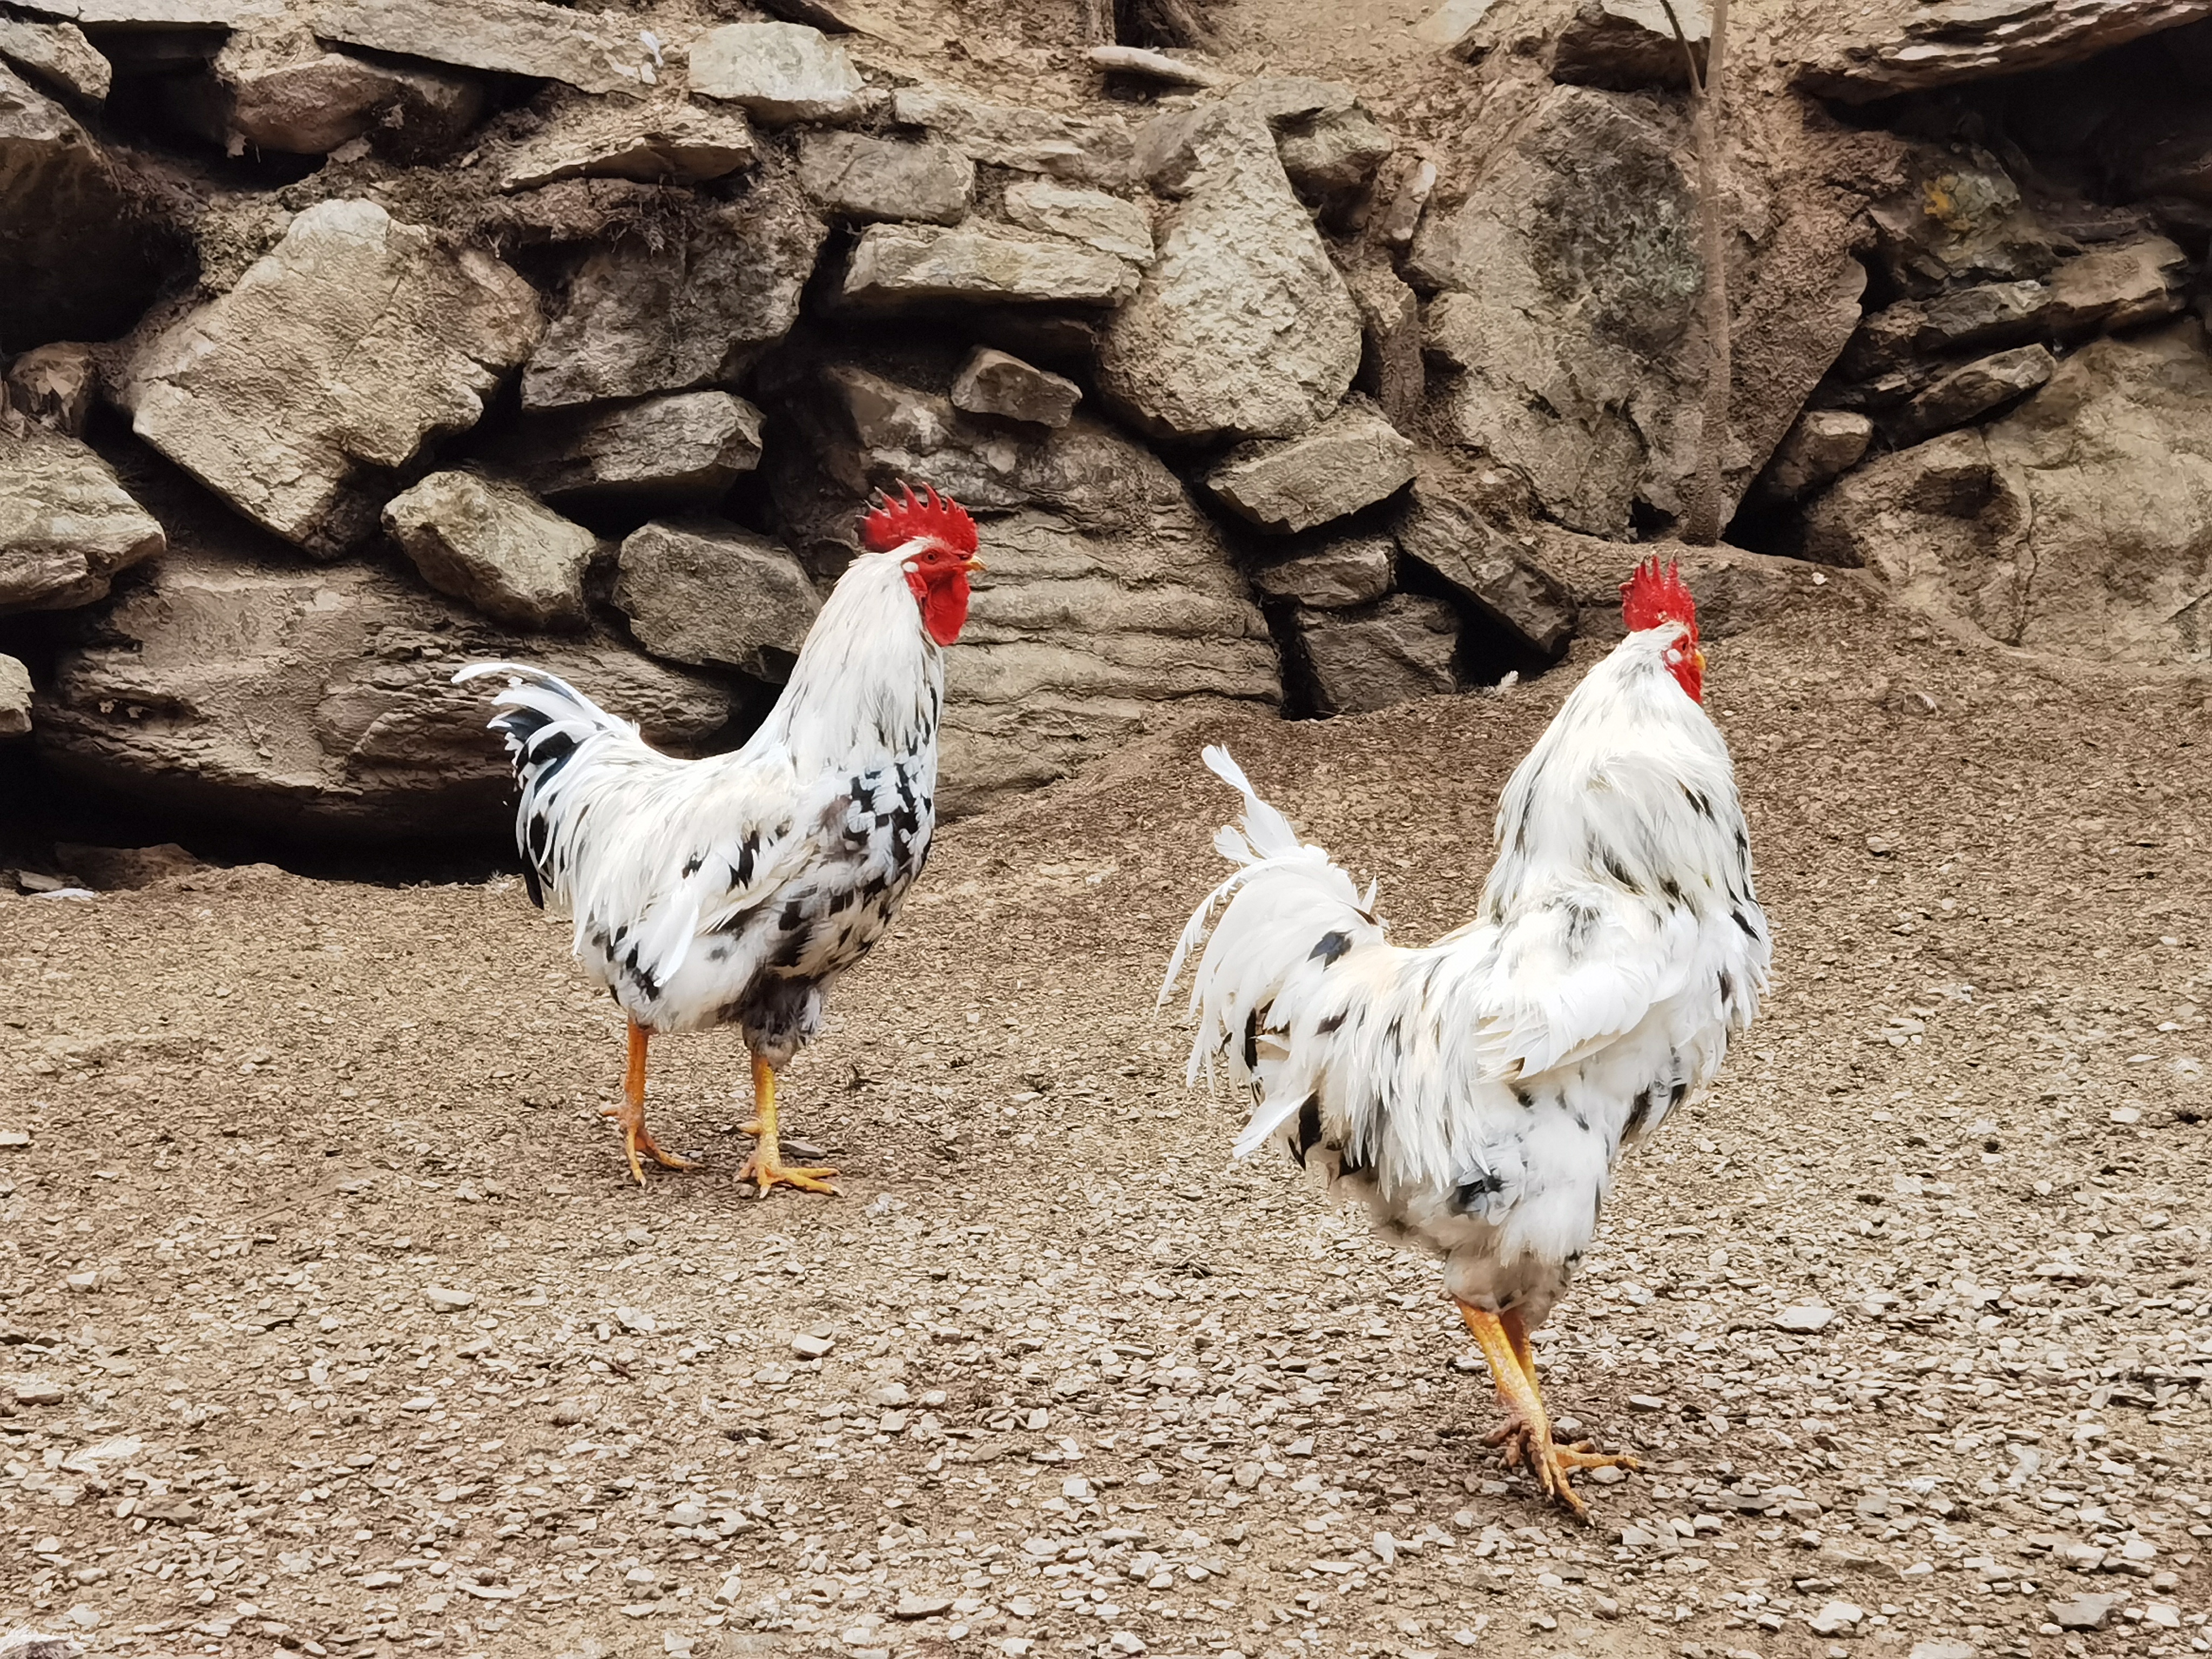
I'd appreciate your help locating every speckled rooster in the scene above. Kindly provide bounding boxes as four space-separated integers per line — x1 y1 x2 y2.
1163 558 1771 1515
457 485 983 1193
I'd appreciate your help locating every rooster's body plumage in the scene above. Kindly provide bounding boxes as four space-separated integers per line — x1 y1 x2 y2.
460 487 981 1190
1164 598 1770 1512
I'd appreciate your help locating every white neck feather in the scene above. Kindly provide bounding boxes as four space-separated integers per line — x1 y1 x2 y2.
757 545 942 773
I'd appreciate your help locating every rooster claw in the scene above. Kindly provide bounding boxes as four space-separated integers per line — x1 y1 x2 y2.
737 1149 839 1199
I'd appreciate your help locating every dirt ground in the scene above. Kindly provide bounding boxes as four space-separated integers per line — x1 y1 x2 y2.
4 582 2212 1659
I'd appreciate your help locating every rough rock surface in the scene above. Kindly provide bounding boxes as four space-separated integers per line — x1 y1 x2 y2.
0 651 30 736
1799 321 2212 663
166 24 484 158
770 361 1193 555
1204 399 1416 534
943 504 1280 811
1 64 191 347
613 518 821 680
310 0 658 97
0 14 110 101
687 22 865 125
1794 0 2212 102
126 198 543 558
492 92 754 188
1757 409 1872 501
889 84 1136 188
1000 177 1154 264
1274 104 1395 201
1894 345 2054 443
1289 594 1460 716
1247 532 1394 609
1393 474 1575 659
1098 108 1362 442
839 223 1138 309
381 470 597 630
1422 0 1711 87
1867 148 2059 300
521 185 825 409
0 426 166 615
491 390 764 508
949 347 1080 428
36 551 733 837
5 340 99 435
1408 79 1874 536
797 131 972 224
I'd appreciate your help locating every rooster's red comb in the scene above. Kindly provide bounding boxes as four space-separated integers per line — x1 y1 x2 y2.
1620 554 1697 639
861 482 977 556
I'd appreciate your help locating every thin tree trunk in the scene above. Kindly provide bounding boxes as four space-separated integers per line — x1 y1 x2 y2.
1683 0 1730 544
1083 0 1114 45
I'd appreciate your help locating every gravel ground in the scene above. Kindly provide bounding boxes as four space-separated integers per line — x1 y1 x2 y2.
3 587 2210 1659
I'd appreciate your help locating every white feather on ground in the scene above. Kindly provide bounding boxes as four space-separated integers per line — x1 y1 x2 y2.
1162 623 1772 1327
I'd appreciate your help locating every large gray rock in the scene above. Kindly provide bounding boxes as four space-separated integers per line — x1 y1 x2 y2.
1407 79 1872 536
1344 258 1423 430
1247 533 1394 610
126 199 543 558
381 470 596 630
1289 595 1460 717
687 22 865 125
1393 474 1575 659
494 92 754 189
1274 104 1394 203
160 22 485 158
1 64 192 347
1756 409 1871 502
1000 177 1154 264
2046 235 2190 334
950 348 1080 428
0 426 166 615
5 340 98 435
521 183 825 409
1097 108 1362 443
1793 0 2212 101
492 390 764 509
311 0 658 97
0 652 29 737
1798 320 2212 663
614 519 820 680
1842 235 2188 378
0 15 110 101
1866 147 2057 300
1894 345 2054 443
890 84 1136 188
1204 399 1416 535
1435 0 1710 86
944 505 1280 812
36 550 732 838
839 222 1139 309
797 132 972 225
769 361 1189 560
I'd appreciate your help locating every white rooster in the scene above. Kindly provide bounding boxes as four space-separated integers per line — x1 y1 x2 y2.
1162 557 1771 1515
457 485 983 1192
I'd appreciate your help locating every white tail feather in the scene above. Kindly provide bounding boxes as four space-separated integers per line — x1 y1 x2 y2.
1158 746 1390 1157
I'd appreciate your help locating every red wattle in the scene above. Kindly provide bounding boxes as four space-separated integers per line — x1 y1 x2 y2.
909 569 970 645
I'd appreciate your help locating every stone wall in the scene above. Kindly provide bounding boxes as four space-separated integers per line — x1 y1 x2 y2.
2 0 2209 847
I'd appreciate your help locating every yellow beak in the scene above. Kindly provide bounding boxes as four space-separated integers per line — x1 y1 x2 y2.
963 557 987 575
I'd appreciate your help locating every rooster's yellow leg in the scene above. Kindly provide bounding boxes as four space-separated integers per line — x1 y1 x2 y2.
600 1019 701 1185
1459 1303 1636 1521
736 1053 838 1199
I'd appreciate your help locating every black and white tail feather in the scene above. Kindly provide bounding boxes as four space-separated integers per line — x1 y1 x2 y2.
1160 624 1771 1324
